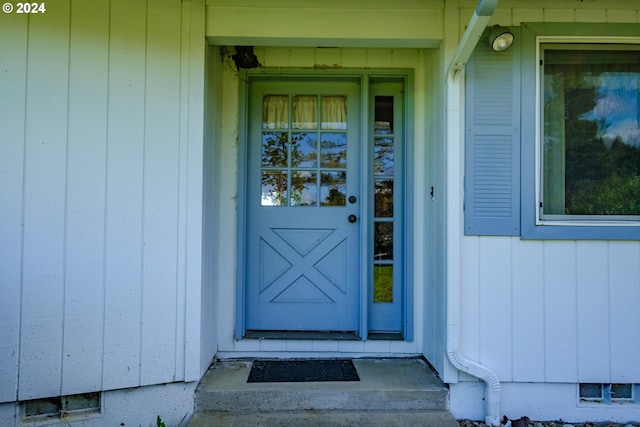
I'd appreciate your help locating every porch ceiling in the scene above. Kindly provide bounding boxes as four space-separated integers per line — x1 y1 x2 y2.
205 3 444 48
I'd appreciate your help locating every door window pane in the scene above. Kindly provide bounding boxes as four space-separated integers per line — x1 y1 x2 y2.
321 133 347 167
261 171 288 206
321 96 347 129
542 47 640 217
260 94 350 208
320 172 347 206
291 133 318 167
293 95 317 129
291 171 317 206
262 95 289 129
261 132 288 167
374 265 393 303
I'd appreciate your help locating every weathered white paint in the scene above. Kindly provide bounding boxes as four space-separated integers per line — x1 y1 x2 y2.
62 0 110 396
182 0 208 385
201 43 224 376
0 0 207 404
0 7 28 405
19 0 71 400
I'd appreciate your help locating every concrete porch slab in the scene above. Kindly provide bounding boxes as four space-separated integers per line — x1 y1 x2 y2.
189 358 459 426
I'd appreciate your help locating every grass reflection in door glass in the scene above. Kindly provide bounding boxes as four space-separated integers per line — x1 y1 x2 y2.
374 265 393 302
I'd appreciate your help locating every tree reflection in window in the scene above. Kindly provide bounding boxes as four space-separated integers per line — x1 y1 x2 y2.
543 48 640 216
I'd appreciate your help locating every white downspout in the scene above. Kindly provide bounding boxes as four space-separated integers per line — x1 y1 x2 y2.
445 1 501 426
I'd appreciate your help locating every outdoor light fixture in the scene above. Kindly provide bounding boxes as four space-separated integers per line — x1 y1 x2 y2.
487 25 514 51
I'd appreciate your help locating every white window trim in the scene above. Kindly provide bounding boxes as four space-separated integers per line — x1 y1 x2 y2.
534 36 640 227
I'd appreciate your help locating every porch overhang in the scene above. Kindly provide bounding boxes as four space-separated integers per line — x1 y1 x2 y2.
205 3 443 48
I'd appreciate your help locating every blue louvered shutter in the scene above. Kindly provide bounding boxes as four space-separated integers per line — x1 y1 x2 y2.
464 28 521 236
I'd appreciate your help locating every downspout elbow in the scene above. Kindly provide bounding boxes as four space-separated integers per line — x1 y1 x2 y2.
447 343 501 426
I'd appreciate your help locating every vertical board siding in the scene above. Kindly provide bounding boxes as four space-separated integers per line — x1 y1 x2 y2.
543 242 578 382
465 238 640 383
511 240 545 381
140 0 183 386
102 0 147 391
576 243 611 382
608 243 640 381
1 0 204 402
61 0 110 395
460 237 482 361
478 238 512 381
0 11 28 403
18 1 71 400
182 0 207 382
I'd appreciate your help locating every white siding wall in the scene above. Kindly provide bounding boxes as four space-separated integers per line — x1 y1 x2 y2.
455 0 640 385
460 238 640 384
0 0 206 403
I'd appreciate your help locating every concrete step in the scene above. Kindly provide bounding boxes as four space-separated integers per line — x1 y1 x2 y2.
189 409 460 426
189 358 458 426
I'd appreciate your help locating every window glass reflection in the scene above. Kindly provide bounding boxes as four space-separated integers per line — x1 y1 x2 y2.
374 222 393 260
261 132 288 167
374 137 394 176
320 172 346 206
374 179 394 217
543 49 640 216
321 133 347 167
261 170 288 206
291 133 317 167
291 171 317 206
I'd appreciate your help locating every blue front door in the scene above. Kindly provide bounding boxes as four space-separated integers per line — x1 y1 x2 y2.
245 80 361 332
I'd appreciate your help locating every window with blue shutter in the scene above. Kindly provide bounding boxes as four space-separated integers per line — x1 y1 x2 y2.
465 23 640 240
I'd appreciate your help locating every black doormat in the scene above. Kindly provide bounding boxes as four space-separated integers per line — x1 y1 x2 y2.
247 359 360 383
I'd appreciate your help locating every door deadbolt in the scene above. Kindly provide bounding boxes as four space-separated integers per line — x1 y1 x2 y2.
348 195 357 204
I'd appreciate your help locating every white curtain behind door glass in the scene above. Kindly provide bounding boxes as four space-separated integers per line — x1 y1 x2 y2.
262 95 288 129
322 96 347 129
263 94 347 130
293 96 318 129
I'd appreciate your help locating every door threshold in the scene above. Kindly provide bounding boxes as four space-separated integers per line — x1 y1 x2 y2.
367 332 404 341
245 330 360 340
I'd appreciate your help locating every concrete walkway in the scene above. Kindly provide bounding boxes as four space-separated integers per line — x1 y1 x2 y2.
189 358 459 426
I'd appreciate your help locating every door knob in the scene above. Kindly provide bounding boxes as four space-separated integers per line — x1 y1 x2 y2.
348 214 357 223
